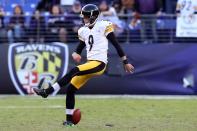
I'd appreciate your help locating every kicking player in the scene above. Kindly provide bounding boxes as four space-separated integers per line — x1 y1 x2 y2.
33 4 134 126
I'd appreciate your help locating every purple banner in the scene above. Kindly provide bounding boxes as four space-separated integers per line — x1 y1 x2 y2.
0 43 197 95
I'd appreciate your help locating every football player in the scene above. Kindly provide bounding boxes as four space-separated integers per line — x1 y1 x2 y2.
34 4 134 126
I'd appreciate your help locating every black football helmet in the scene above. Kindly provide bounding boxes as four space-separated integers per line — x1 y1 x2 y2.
80 4 100 27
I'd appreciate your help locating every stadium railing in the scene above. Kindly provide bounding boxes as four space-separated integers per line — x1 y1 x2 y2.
0 14 197 44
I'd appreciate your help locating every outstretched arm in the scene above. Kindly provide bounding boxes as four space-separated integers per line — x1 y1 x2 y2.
107 32 134 73
72 40 85 63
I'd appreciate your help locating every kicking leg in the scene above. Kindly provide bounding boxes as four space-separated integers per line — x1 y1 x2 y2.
33 67 80 98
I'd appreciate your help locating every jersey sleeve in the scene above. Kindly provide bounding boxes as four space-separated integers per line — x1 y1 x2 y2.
78 27 85 41
102 21 114 36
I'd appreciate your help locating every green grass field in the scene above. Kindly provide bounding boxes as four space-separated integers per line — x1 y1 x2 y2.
0 95 197 131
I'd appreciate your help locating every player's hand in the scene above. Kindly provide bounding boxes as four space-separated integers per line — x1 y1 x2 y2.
124 63 134 73
72 52 81 63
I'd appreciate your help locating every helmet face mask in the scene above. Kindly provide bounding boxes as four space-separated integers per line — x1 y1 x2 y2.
80 4 100 27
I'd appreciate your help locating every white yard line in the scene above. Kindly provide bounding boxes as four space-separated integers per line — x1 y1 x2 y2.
0 105 64 109
1 95 197 99
1 95 197 109
76 95 197 99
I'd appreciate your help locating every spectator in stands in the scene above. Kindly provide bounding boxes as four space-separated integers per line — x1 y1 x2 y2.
134 0 163 43
0 6 7 43
113 0 135 20
47 5 67 43
66 0 82 43
59 27 68 43
36 0 60 12
112 0 140 30
7 5 26 43
112 0 136 43
28 10 46 43
79 0 102 5
99 0 125 36
69 1 81 15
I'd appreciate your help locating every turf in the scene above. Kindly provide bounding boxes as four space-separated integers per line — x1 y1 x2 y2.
0 96 197 131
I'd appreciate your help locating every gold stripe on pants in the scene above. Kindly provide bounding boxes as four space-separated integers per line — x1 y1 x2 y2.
70 61 106 89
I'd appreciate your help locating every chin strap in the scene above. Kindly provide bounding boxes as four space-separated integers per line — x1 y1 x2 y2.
85 17 99 27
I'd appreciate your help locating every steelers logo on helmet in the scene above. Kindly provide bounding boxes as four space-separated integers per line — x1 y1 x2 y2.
80 4 100 27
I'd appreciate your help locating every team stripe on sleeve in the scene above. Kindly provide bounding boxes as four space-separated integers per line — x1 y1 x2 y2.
105 24 114 36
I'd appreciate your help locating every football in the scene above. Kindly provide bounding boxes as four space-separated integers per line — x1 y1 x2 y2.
72 109 81 125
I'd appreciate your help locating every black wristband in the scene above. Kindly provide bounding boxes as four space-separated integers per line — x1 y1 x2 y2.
123 59 129 64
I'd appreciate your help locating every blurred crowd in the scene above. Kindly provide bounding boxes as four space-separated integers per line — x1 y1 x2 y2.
0 0 174 44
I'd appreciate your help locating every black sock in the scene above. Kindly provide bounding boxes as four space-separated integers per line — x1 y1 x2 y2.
58 67 79 87
44 67 79 95
66 84 78 122
45 85 54 94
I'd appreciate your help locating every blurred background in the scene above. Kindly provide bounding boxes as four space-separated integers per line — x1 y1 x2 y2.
0 0 194 44
0 0 197 95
